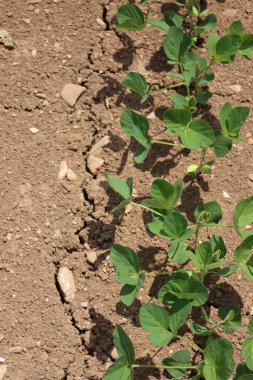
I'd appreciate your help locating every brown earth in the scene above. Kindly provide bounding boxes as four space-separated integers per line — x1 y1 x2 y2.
0 0 253 379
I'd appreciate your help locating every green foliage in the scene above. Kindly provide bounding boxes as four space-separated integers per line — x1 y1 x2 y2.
104 172 133 212
122 72 152 103
142 178 183 210
233 197 253 238
110 244 145 306
117 4 146 30
159 271 209 306
218 305 242 333
103 326 134 380
163 350 191 377
103 1 253 379
242 338 253 371
120 109 151 163
203 338 235 380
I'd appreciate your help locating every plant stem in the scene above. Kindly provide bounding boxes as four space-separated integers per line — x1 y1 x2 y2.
194 222 200 251
131 201 163 217
145 271 172 277
197 148 207 174
177 335 204 353
132 364 197 369
179 63 191 96
152 140 184 149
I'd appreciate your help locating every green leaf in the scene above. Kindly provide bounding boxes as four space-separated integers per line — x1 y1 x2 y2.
168 241 190 264
189 321 211 336
210 235 227 258
216 34 241 57
234 363 253 380
117 4 146 30
134 141 152 164
242 337 253 371
216 264 238 278
139 304 173 346
213 130 232 158
168 299 192 334
113 326 135 364
104 172 133 200
203 338 234 380
218 305 242 333
120 110 150 147
103 357 133 380
163 26 192 64
233 197 253 238
146 19 169 32
163 210 189 240
239 34 253 56
195 14 217 36
228 21 244 36
163 350 191 378
142 178 182 210
234 236 253 262
164 11 183 28
248 317 253 334
196 87 212 105
122 72 149 98
195 201 222 225
195 241 213 267
164 108 192 132
159 271 209 307
120 273 145 306
208 32 239 63
178 120 215 150
223 107 250 139
240 255 253 281
110 245 140 286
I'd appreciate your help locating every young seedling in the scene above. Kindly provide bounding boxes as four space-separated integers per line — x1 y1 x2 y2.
117 2 253 176
103 174 253 379
120 102 250 176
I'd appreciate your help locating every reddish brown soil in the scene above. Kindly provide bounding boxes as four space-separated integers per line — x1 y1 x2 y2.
0 0 253 379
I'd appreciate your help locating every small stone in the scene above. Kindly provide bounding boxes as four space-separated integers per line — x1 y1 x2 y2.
31 49 37 57
0 358 5 364
0 29 14 48
22 18 31 24
228 84 241 93
81 301 88 308
86 251 97 265
0 364 7 380
57 267 76 303
110 347 119 361
87 155 104 175
96 17 107 29
249 174 253 182
6 233 12 241
246 132 252 138
223 191 231 199
90 136 110 155
67 168 77 181
248 138 253 145
147 111 156 120
222 9 237 17
61 84 85 107
30 127 39 134
58 160 68 180
9 346 23 354
0 335 5 342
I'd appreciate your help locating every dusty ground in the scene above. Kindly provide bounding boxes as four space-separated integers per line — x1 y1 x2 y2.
0 0 253 379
